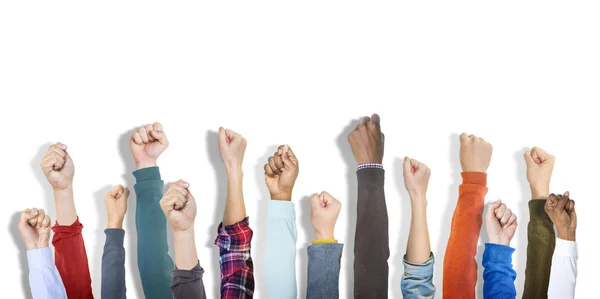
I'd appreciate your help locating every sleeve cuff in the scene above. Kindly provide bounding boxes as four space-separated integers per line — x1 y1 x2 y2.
133 166 161 182
104 229 125 247
52 216 83 233
403 253 434 277
267 200 296 220
554 238 578 257
27 247 54 268
528 200 552 220
214 217 253 251
357 163 384 170
171 261 205 278
312 238 338 245
483 243 515 264
461 172 487 186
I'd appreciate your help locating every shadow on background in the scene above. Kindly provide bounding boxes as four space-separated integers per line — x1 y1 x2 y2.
514 147 530 296
336 118 360 297
297 195 312 298
92 185 111 296
253 144 279 296
205 130 226 296
390 157 414 298
9 212 32 299
118 128 144 297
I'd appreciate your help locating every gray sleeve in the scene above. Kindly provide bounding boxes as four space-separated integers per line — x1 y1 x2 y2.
101 229 127 299
170 262 207 299
307 243 344 299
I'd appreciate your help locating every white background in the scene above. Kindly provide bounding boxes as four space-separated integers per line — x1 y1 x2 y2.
1 1 599 298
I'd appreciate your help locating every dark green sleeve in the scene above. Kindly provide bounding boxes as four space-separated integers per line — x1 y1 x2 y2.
523 199 556 299
134 166 174 299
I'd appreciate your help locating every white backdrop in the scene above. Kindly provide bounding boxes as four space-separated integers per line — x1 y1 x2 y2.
1 1 599 298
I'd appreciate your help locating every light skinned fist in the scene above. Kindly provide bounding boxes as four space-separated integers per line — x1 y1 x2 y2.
524 147 555 199
130 122 169 170
545 191 576 241
485 200 518 246
18 208 52 251
218 127 246 170
402 157 431 199
310 191 341 241
160 180 197 233
104 185 129 229
348 114 384 165
40 142 74 190
459 133 492 172
264 145 299 201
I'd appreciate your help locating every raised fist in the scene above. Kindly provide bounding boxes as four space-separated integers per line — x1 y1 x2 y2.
104 185 129 229
18 208 52 250
459 133 492 172
485 200 518 246
402 157 431 199
264 145 299 201
160 180 197 232
130 122 169 170
218 127 247 169
348 114 384 165
524 147 555 199
40 142 74 190
310 191 342 240
545 191 576 241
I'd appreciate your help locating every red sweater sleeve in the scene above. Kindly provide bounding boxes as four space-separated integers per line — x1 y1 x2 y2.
52 217 94 299
443 172 487 299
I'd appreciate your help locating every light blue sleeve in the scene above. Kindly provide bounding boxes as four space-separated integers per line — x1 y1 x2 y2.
401 253 436 299
27 247 67 299
265 200 297 299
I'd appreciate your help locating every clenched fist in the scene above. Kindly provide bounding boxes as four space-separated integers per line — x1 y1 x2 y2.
218 127 246 169
18 208 52 250
160 180 197 232
348 114 384 165
130 122 169 170
485 200 518 246
264 145 299 201
459 133 492 172
524 147 555 199
402 157 431 199
40 143 74 190
310 191 342 240
545 191 576 241
104 185 129 229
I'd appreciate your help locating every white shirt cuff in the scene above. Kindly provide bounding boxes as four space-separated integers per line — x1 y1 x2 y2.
555 238 578 258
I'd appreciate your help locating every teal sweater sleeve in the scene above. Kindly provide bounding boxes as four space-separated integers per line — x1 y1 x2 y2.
265 200 297 299
134 166 174 299
482 243 517 299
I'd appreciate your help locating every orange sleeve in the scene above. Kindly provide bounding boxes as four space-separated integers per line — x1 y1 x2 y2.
442 172 487 299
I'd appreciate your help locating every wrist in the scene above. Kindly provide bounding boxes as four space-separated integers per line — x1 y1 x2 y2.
530 186 549 199
136 159 157 170
270 192 292 201
409 193 427 203
315 230 334 240
557 228 576 241
174 227 195 237
53 185 73 194
225 164 243 177
107 218 124 229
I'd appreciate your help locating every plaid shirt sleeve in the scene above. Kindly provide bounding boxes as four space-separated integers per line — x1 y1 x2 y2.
214 217 254 298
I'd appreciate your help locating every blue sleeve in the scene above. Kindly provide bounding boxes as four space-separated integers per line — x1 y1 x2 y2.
307 243 344 299
401 253 436 299
482 243 517 299
265 200 297 299
134 166 174 299
27 247 67 299
101 229 126 299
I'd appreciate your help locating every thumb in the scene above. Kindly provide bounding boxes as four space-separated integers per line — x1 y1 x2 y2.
218 127 227 146
310 193 322 210
487 200 502 221
281 145 298 169
402 156 412 177
150 130 169 146
524 150 535 166
320 191 340 208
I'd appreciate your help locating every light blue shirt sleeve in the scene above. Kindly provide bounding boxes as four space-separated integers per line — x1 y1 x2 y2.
27 247 67 299
265 200 297 299
401 253 436 299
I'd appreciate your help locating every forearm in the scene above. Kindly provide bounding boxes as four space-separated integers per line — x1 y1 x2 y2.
101 229 126 299
265 200 297 298
354 168 389 298
406 198 431 264
174 230 199 270
443 172 486 299
523 200 556 299
54 187 77 226
27 247 67 299
307 243 344 299
223 167 246 226
133 167 174 299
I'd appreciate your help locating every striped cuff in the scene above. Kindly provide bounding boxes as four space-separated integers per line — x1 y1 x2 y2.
357 163 384 170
